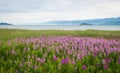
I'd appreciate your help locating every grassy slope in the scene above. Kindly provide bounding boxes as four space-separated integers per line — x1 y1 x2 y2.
0 29 120 41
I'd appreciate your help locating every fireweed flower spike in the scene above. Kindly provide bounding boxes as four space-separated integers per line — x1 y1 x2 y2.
65 58 69 64
61 59 65 64
82 65 87 70
53 55 58 61
36 57 41 62
118 58 120 64
102 58 111 65
104 64 109 70
40 58 45 63
71 59 76 64
61 58 69 64
11 49 16 54
102 58 111 70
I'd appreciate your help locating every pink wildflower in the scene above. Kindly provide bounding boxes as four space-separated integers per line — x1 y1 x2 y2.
40 58 45 63
104 64 108 70
36 57 40 62
61 58 69 64
118 59 120 64
11 49 16 54
53 56 57 61
82 65 87 70
102 58 111 65
71 60 76 64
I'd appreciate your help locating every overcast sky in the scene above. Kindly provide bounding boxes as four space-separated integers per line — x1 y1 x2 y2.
0 0 120 24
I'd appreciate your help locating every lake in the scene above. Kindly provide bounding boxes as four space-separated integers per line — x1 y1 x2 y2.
0 25 120 30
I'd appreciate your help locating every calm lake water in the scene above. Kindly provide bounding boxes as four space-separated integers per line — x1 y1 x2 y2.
0 25 120 30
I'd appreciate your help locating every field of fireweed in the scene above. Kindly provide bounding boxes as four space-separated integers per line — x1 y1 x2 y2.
0 36 120 73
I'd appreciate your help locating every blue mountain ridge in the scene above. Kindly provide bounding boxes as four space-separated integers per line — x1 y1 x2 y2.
43 17 120 25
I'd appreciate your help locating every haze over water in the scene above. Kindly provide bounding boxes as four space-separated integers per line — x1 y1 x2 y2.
0 25 120 30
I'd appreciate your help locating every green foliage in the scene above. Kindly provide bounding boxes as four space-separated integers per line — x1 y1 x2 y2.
0 29 120 73
0 29 120 41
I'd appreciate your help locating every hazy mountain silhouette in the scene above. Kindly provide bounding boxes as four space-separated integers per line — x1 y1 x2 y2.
43 17 120 25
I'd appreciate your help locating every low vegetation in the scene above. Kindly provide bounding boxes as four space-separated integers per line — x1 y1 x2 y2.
0 29 120 73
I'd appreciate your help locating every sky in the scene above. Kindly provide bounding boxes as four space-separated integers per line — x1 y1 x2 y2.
0 0 120 24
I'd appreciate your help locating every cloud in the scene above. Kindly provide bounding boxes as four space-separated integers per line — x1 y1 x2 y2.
0 0 120 24
0 0 120 12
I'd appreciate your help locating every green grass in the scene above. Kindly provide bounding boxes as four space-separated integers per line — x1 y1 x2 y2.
0 29 120 41
0 29 120 73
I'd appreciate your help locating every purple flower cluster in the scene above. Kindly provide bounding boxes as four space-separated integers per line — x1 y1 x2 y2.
36 57 45 63
102 58 111 69
82 65 87 70
61 58 69 64
14 36 120 56
53 55 58 61
10 36 120 70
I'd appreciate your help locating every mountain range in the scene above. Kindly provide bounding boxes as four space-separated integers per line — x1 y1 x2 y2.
43 17 120 25
0 17 120 25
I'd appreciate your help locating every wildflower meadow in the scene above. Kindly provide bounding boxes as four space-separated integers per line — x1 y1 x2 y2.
0 29 120 73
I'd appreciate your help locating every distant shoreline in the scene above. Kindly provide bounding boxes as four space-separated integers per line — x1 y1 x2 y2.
0 23 12 25
0 25 120 31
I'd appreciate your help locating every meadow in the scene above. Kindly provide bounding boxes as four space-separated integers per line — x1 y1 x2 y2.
0 29 120 73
